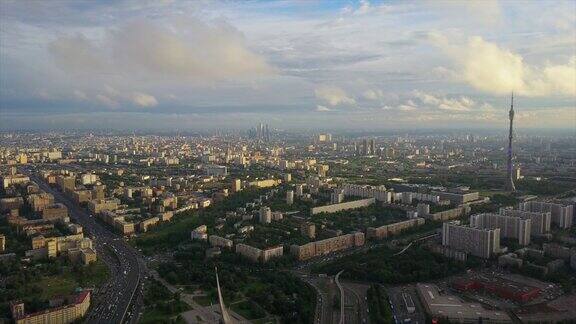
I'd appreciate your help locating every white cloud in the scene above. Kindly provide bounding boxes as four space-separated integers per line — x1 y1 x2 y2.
315 85 356 106
95 94 119 108
363 89 384 101
316 105 331 112
413 91 475 112
435 36 576 97
49 19 273 82
73 90 88 100
131 92 158 108
398 105 416 111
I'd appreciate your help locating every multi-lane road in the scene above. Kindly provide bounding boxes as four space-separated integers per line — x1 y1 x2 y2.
25 169 145 324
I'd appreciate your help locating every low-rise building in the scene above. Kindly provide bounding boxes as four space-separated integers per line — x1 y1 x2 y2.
191 225 208 240
209 235 233 248
138 217 159 232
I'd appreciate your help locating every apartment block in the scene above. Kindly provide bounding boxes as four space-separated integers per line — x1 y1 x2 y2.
138 217 159 232
11 290 90 324
442 223 500 259
290 232 365 261
499 208 551 235
470 213 531 246
342 184 391 203
235 244 283 263
311 198 375 215
366 218 425 240
209 235 233 248
27 193 54 211
41 203 68 222
519 201 573 229
88 198 119 214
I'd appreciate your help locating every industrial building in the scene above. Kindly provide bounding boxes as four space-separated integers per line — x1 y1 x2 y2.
417 283 510 323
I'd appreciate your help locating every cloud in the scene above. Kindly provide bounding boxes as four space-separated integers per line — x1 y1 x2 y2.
131 92 158 107
363 89 384 101
435 36 576 97
316 105 331 112
49 19 273 82
95 94 119 108
48 34 108 74
413 91 476 112
315 85 356 106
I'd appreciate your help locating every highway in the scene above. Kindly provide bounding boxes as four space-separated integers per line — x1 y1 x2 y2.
25 169 145 324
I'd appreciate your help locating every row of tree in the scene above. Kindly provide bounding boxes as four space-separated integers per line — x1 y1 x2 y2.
367 284 393 324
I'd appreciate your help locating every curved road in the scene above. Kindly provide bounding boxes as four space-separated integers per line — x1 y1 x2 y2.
27 170 145 324
335 270 345 324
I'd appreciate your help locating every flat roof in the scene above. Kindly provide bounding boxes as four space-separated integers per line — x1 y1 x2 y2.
417 284 510 321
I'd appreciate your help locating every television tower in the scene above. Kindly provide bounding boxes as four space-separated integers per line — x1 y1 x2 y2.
506 93 516 192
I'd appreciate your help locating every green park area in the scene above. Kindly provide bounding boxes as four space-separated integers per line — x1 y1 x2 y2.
311 204 406 234
140 279 189 324
156 247 316 323
0 257 109 319
313 245 481 284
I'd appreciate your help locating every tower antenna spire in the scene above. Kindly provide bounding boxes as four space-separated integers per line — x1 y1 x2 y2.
511 91 514 109
506 92 516 192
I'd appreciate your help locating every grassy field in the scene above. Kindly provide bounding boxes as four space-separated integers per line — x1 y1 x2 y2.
39 259 110 299
193 295 216 306
230 299 267 320
131 212 203 254
139 300 189 324
38 275 78 299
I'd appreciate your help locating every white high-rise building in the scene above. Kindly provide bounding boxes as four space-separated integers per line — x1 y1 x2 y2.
232 179 242 192
519 201 573 229
499 208 551 235
286 191 294 205
442 223 500 259
470 213 531 246
259 206 272 224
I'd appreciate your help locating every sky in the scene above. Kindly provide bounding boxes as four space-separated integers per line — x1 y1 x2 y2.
0 0 575 131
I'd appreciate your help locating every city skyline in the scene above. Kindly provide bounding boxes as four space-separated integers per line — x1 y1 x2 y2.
1 0 575 130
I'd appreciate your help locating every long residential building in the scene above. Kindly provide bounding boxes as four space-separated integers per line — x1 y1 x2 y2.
518 201 573 229
499 208 551 235
470 213 531 246
11 290 90 324
366 218 425 240
341 184 391 203
235 244 283 263
290 232 365 261
442 223 500 259
311 198 375 215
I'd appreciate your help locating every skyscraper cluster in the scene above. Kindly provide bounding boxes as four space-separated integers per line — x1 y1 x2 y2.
247 123 271 142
